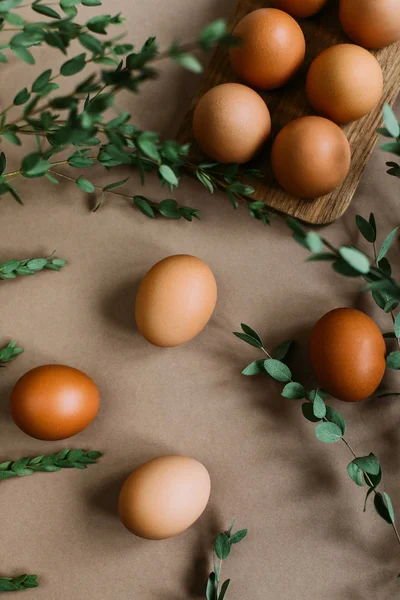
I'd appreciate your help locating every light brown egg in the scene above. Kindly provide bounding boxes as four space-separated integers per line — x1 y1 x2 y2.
192 83 271 164
118 456 211 540
229 8 306 90
340 0 400 49
309 308 386 402
135 254 217 347
10 365 100 440
272 0 328 18
306 44 383 124
271 116 351 198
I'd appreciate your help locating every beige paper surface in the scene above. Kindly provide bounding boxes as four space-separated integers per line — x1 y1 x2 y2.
1 1 400 598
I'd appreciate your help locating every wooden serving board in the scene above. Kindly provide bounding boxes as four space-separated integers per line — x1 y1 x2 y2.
177 0 400 225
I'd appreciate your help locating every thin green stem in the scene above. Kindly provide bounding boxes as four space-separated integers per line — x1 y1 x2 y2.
372 241 400 349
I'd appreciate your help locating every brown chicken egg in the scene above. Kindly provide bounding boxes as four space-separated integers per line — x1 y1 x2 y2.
271 116 351 198
135 254 217 347
10 365 100 440
229 8 306 89
309 308 386 402
306 44 383 124
340 0 400 49
272 0 328 18
118 456 211 540
192 83 271 164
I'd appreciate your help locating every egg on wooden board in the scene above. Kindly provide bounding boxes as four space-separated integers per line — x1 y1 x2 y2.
118 456 211 540
10 365 100 440
271 116 351 198
229 8 306 90
306 44 383 124
309 308 386 402
272 0 328 18
340 0 400 49
192 83 271 164
135 254 217 347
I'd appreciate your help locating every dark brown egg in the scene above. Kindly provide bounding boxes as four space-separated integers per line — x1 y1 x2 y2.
309 308 386 402
10 365 100 440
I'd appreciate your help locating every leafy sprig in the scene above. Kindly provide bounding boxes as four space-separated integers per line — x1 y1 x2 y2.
234 324 400 563
0 4 252 219
0 340 23 365
0 448 102 480
206 521 247 600
0 251 67 279
0 574 39 593
378 104 400 180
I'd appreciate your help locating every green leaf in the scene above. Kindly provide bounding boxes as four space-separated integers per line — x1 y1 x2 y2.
324 406 346 434
313 392 326 419
305 232 323 253
0 152 5 176
264 359 291 383
377 228 398 262
27 258 47 271
76 177 95 193
352 454 380 476
79 32 104 54
229 528 247 544
218 580 230 600
137 131 161 162
339 247 370 274
32 3 61 18
281 382 305 399
214 533 231 560
374 491 395 524
315 422 343 443
4 11 24 25
356 214 376 243
332 258 362 278
32 69 52 93
301 402 321 422
394 314 400 339
0 259 19 274
384 299 399 313
199 19 229 50
381 142 400 155
170 49 203 73
206 573 216 600
0 52 8 63
133 196 155 218
159 164 178 187
387 352 400 370
383 104 400 139
11 45 35 64
103 177 129 191
242 359 265 376
347 462 364 486
306 252 336 262
241 324 263 346
272 340 294 361
13 87 30 106
233 332 262 349
61 53 86 76
82 0 101 4
157 199 180 219
378 257 392 276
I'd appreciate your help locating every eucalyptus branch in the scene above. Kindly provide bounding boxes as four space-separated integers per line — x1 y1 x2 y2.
234 324 400 570
0 340 23 365
0 449 102 481
206 522 247 600
0 251 67 279
0 574 38 593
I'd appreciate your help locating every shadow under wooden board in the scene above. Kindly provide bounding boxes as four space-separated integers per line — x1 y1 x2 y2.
177 0 400 225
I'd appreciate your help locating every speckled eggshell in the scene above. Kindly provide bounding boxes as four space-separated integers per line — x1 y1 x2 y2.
340 0 400 49
270 116 351 198
118 456 211 540
10 365 100 440
306 44 383 124
229 8 306 90
135 254 217 347
192 83 271 164
309 308 386 402
272 0 328 18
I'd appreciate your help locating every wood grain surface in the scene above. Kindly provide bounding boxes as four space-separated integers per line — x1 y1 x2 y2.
177 0 400 225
